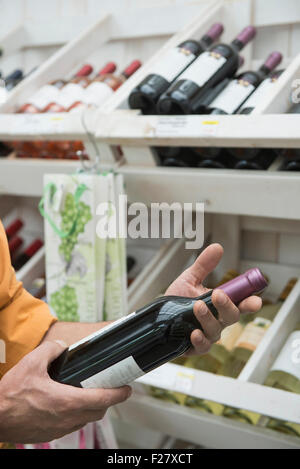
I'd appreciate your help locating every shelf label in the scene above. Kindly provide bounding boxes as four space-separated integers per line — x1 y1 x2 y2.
12 115 66 136
155 116 219 138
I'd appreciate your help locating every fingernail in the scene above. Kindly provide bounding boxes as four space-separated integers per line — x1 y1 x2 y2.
55 340 67 348
216 290 227 306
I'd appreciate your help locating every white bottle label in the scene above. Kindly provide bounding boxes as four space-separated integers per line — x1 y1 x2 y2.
151 46 196 83
270 331 300 380
57 83 85 109
69 312 136 352
239 77 278 112
27 85 60 109
81 355 145 389
180 51 227 88
210 78 255 114
83 82 114 106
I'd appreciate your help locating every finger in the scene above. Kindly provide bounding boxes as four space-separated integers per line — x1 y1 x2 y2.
23 340 68 370
188 329 212 355
193 300 222 342
69 385 132 411
186 244 224 286
238 296 262 314
212 290 240 327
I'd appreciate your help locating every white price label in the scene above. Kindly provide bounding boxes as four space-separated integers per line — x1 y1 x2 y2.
174 370 195 393
13 115 66 136
155 116 219 138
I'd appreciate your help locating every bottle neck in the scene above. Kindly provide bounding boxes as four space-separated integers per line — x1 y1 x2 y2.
199 34 214 50
231 39 244 52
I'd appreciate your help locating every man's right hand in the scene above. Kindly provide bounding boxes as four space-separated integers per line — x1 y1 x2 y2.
0 341 131 444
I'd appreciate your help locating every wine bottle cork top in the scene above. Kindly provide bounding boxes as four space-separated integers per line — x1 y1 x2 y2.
264 51 283 71
98 62 117 75
123 60 142 77
76 65 94 77
236 26 257 45
207 23 224 41
218 268 268 305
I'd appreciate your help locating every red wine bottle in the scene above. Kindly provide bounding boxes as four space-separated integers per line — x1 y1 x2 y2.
238 69 285 115
128 23 224 115
49 268 267 388
8 236 24 257
160 147 200 167
5 69 24 91
207 52 282 116
157 26 256 115
5 218 24 241
13 239 43 271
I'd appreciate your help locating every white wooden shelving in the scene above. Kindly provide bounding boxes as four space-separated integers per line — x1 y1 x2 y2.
1 0 300 449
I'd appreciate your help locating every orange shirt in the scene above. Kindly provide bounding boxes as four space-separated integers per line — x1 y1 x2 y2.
0 221 56 379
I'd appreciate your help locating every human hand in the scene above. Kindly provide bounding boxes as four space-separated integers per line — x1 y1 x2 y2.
0 341 131 444
165 244 262 356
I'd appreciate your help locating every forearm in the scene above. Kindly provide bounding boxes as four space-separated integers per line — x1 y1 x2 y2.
42 321 109 347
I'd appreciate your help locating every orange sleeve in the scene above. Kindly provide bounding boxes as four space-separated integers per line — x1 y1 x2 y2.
0 221 57 379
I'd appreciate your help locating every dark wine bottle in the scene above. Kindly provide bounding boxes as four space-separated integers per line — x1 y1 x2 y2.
13 239 43 271
157 26 256 115
207 52 282 116
128 23 224 115
8 236 24 257
197 150 238 169
49 268 267 389
5 69 24 91
238 69 285 115
5 218 24 241
279 103 300 170
160 147 200 167
0 141 13 157
234 149 277 170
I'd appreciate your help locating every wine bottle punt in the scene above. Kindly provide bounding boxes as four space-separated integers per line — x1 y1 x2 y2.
157 26 256 115
128 23 224 115
49 268 267 389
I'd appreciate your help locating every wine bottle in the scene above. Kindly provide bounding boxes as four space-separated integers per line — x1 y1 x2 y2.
13 239 44 271
68 62 117 111
8 236 24 257
220 278 297 378
5 218 24 241
223 322 300 430
48 268 267 388
279 103 300 171
238 69 285 115
44 64 94 113
160 147 200 167
5 69 24 91
197 150 238 169
207 52 282 116
157 26 256 115
0 141 13 157
234 149 277 170
128 23 224 115
194 52 282 160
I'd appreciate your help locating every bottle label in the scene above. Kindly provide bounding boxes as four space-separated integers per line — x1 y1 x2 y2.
239 76 278 112
57 83 85 109
218 322 244 351
210 78 255 114
270 331 300 380
27 85 60 109
80 355 145 389
151 46 196 83
234 317 272 352
180 51 227 88
69 312 136 352
83 82 114 106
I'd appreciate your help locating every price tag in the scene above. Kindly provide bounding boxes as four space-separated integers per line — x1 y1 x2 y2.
155 116 219 138
173 370 195 393
12 115 66 136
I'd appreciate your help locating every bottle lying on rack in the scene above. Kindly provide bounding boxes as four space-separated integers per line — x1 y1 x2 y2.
197 150 238 169
5 69 24 91
157 147 201 167
157 25 256 115
18 64 93 114
220 278 297 378
5 218 24 241
8 236 24 258
233 148 277 170
128 23 224 115
49 268 267 388
279 103 300 171
194 52 282 159
13 239 44 271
